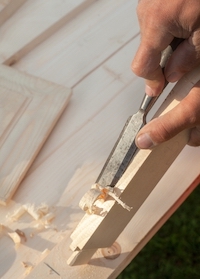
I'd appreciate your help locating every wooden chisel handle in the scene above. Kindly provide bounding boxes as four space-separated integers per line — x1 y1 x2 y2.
140 37 184 121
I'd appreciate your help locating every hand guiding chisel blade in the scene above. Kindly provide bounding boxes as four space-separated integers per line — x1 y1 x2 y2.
96 38 183 188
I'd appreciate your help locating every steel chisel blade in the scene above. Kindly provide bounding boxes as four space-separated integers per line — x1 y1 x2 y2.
96 110 144 188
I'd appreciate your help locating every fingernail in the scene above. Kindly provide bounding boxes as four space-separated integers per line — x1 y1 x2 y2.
145 85 155 96
166 72 181 82
136 133 155 149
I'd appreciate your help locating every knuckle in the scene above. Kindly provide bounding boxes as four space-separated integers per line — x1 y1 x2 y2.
155 122 173 141
181 92 200 126
149 119 173 143
131 62 147 77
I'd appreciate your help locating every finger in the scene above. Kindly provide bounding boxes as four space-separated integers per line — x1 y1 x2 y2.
132 0 176 95
132 44 167 96
165 30 200 82
131 26 174 95
135 83 200 149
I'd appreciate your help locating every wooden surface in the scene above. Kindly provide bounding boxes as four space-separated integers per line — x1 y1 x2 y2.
0 64 71 205
0 0 27 27
0 0 199 278
1 0 95 65
67 64 200 266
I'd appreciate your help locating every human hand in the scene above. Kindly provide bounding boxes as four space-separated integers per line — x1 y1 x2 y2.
132 0 200 148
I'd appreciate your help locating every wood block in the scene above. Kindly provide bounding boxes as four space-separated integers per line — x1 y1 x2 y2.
0 0 27 27
0 64 71 205
67 64 200 265
26 174 200 279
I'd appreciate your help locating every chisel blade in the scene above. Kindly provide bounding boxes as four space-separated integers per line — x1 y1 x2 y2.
96 110 144 188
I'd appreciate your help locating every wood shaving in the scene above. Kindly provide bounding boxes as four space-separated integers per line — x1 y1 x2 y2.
106 189 132 211
79 183 132 214
21 261 34 275
8 203 56 239
7 232 21 244
23 204 41 220
8 206 26 221
40 248 50 260
0 226 26 244
40 212 55 225
15 229 27 242
36 203 49 216
8 203 50 221
7 229 26 244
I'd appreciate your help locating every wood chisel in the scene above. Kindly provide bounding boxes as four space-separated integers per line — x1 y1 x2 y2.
95 38 183 189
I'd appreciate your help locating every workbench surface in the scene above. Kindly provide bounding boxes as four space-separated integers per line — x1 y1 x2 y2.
0 1 199 278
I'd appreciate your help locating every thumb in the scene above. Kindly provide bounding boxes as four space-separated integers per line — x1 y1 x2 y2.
135 83 200 149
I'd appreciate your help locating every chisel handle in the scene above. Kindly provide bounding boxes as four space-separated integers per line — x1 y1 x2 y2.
139 37 184 121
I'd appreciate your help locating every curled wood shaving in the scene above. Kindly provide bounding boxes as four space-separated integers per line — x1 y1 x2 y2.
7 229 26 244
79 187 102 214
79 183 132 214
15 229 27 242
7 232 21 244
0 225 26 244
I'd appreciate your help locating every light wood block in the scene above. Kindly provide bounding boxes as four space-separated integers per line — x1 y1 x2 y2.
0 64 71 205
0 0 27 27
24 168 200 279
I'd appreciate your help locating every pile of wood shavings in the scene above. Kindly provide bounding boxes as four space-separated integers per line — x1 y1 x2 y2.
7 203 56 238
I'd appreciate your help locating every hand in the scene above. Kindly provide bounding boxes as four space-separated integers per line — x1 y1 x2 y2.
132 0 200 148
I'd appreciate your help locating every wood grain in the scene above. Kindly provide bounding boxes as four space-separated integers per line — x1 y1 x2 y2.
0 0 96 65
26 66 200 277
13 0 139 88
67 65 199 265
0 0 27 27
0 64 71 205
0 0 199 278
